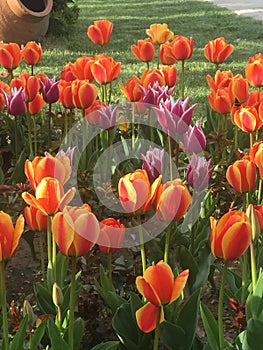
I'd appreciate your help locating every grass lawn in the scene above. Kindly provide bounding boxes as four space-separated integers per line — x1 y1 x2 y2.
36 0 263 117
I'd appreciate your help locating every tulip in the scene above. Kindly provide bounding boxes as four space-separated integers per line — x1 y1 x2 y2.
171 35 194 60
161 66 177 88
253 205 263 230
204 37 234 65
45 147 76 169
208 87 234 114
226 157 257 193
120 75 143 102
155 179 191 222
247 90 263 109
186 154 213 192
22 177 76 216
71 79 98 109
231 104 263 133
131 38 155 63
159 42 177 65
28 93 45 114
249 141 263 178
155 96 197 137
10 73 40 102
91 54 121 84
118 169 161 215
85 104 118 130
24 206 47 231
98 218 125 253
60 62 77 82
2 86 26 116
246 204 261 241
146 23 174 45
0 211 24 261
184 122 206 154
25 155 72 191
230 74 248 104
141 146 165 182
245 53 263 88
210 210 252 260
0 81 10 110
87 19 113 46
69 56 95 81
59 80 75 109
52 205 100 256
21 41 42 66
140 69 166 88
40 75 60 104
136 260 189 333
206 70 233 92
0 42 22 73
140 81 174 106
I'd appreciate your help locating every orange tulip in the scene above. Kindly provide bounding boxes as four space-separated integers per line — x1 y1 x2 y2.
22 177 75 216
159 42 177 65
146 23 174 45
25 155 71 191
0 211 24 262
204 37 234 64
71 79 98 109
206 70 233 92
24 206 47 232
21 41 43 66
0 81 10 110
98 218 125 253
210 210 252 260
28 93 45 114
91 54 121 84
231 104 263 132
208 87 234 114
59 80 75 109
230 74 248 104
245 53 263 88
140 69 166 88
131 38 155 63
226 157 257 193
171 35 194 60
60 62 77 82
87 19 113 46
136 260 189 333
253 205 263 230
247 90 263 109
0 42 22 71
155 179 191 222
120 75 143 102
118 169 161 215
52 205 100 257
70 56 95 81
10 73 40 101
250 141 263 178
161 66 177 87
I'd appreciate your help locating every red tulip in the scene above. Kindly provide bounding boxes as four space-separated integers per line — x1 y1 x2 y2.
0 211 24 262
245 53 263 88
204 37 234 64
226 157 257 193
146 23 174 45
210 210 252 260
98 218 125 253
136 260 188 333
0 42 22 71
52 204 100 256
131 38 155 63
87 19 113 46
24 206 47 231
171 35 194 60
22 41 42 66
155 179 191 222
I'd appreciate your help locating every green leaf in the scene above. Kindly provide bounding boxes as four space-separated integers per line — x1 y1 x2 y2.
246 319 263 349
56 252 69 288
64 317 85 350
10 315 28 350
159 321 186 349
34 282 56 315
30 321 47 350
177 245 198 291
246 270 263 321
200 302 220 350
11 149 26 184
47 319 70 350
90 341 120 350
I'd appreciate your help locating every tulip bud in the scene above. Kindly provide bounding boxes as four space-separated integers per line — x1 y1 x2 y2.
52 282 64 308
23 300 34 326
184 122 206 154
246 204 261 241
141 146 164 182
226 158 257 193
186 154 213 192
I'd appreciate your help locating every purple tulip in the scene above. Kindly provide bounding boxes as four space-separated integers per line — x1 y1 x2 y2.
140 81 174 106
186 154 213 192
2 87 26 116
40 76 60 104
141 146 164 181
184 122 206 154
155 96 197 137
86 104 118 130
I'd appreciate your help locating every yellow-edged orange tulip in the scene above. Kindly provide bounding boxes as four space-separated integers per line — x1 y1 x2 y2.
146 23 174 45
70 56 95 81
21 41 42 66
136 260 188 333
52 205 100 256
210 210 252 260
230 74 249 104
91 54 121 84
161 66 177 87
206 70 233 92
250 141 263 179
226 157 257 193
208 87 234 114
28 93 45 114
204 37 234 64
87 19 113 46
120 75 143 102
131 38 155 63
159 42 177 65
140 69 166 88
24 206 47 232
0 81 10 110
245 53 263 88
71 79 98 109
231 104 263 132
59 80 75 109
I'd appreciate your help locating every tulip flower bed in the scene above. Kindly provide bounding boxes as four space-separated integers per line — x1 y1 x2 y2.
0 0 263 349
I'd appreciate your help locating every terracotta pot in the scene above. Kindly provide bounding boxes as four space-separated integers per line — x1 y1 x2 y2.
0 0 53 44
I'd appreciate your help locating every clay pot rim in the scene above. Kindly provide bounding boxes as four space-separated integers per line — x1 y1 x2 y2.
7 0 53 18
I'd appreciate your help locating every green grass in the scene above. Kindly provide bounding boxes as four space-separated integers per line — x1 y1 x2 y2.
37 0 262 116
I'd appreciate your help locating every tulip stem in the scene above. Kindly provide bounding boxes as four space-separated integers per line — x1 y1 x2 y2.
52 231 57 282
153 306 161 350
181 60 185 100
258 179 262 204
108 252 113 284
26 112 34 157
164 223 172 264
250 132 253 149
132 103 135 150
39 232 46 285
250 242 257 293
137 216 146 273
14 115 19 161
241 250 248 302
0 261 9 350
69 256 77 350
102 84 107 104
168 135 173 180
48 103 52 150
218 261 227 350
32 114 38 155
47 215 52 265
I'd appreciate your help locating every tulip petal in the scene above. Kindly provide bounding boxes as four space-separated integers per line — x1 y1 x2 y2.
136 303 164 333
10 214 25 257
52 211 75 256
222 222 251 260
136 276 161 306
170 269 189 303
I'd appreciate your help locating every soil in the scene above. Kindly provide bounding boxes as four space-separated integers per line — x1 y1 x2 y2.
5 235 240 349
